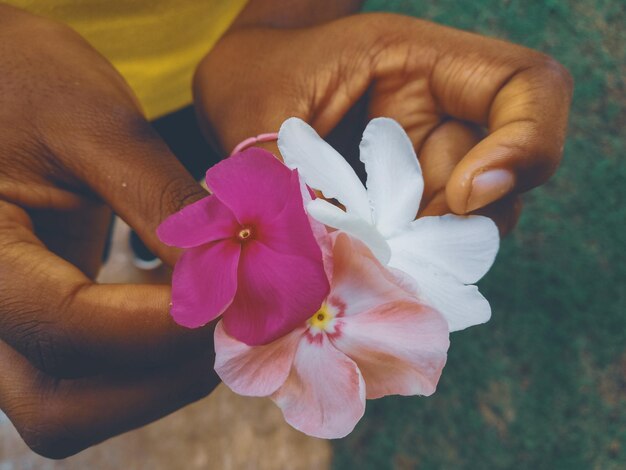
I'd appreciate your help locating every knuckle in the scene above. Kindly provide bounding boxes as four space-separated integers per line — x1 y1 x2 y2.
0 202 31 228
527 52 574 93
2 312 83 377
0 283 87 378
16 410 86 459
24 328 82 377
19 422 80 460
6 384 87 459
159 177 207 220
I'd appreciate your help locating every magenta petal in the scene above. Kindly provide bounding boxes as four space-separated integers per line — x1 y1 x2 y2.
204 148 293 223
222 241 329 345
271 335 366 439
257 172 324 257
214 321 303 396
170 240 240 328
157 195 239 248
257 170 334 283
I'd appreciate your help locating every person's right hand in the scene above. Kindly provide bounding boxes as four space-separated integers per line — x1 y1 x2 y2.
0 5 217 458
195 12 573 236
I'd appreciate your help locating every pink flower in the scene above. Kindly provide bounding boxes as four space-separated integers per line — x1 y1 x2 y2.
157 148 330 345
214 233 449 438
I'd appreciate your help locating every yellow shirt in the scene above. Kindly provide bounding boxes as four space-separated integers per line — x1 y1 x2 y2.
9 0 248 119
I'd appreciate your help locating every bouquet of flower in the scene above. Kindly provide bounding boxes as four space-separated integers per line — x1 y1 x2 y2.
157 118 499 439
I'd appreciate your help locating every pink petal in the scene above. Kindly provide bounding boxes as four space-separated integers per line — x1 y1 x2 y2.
271 335 366 439
204 148 292 224
296 174 334 282
329 232 412 316
157 195 239 248
309 213 334 284
331 300 449 399
222 241 329 345
214 321 303 396
170 240 240 328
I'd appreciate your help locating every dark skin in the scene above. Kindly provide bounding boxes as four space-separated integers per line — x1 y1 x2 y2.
195 10 572 233
0 0 571 459
0 4 218 459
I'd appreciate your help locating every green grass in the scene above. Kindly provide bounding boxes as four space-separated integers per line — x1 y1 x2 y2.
332 1 626 468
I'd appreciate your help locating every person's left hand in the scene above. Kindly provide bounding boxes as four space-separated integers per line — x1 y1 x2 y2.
194 13 573 235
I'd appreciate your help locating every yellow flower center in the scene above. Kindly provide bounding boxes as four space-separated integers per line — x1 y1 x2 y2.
237 227 252 240
308 303 334 330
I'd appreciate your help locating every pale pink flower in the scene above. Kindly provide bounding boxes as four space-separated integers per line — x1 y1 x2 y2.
214 233 449 439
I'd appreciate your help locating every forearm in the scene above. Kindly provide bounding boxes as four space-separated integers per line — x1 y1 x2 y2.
229 0 363 30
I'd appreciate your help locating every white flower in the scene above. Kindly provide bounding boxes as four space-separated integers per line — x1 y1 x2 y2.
278 117 500 332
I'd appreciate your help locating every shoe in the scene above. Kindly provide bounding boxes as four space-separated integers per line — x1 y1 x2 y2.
130 230 163 270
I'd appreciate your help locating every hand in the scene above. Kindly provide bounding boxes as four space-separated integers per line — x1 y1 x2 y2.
0 6 216 458
194 13 573 234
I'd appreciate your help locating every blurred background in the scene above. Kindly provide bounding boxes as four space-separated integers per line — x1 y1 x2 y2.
334 1 625 469
1 0 624 468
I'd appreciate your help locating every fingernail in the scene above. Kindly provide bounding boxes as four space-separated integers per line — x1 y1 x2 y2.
466 169 515 212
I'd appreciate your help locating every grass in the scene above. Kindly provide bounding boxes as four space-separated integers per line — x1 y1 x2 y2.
332 1 626 468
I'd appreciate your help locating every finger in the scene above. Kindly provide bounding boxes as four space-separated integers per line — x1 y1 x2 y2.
417 120 485 209
428 43 572 213
45 101 208 266
0 202 212 377
415 121 521 234
0 340 218 459
364 17 572 214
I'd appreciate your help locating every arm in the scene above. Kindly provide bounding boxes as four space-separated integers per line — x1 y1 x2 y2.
229 0 363 29
0 4 217 458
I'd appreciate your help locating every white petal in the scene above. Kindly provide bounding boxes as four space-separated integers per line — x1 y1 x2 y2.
359 118 423 237
278 118 371 221
388 215 500 284
307 199 391 264
388 253 491 332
